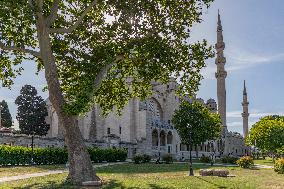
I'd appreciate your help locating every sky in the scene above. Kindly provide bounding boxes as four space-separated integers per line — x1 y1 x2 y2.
1 0 284 135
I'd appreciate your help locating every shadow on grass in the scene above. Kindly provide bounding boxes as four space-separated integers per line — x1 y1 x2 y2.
96 163 213 174
11 180 78 189
104 179 171 189
195 177 227 189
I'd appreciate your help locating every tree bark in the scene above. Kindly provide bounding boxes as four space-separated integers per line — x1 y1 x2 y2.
35 15 100 184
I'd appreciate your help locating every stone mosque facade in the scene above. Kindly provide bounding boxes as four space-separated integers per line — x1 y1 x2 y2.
45 12 250 159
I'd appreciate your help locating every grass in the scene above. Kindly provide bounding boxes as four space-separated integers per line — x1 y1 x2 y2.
0 165 66 178
1 163 284 189
254 157 274 166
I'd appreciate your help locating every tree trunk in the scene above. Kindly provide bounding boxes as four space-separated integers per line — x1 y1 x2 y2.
35 16 100 184
189 145 194 176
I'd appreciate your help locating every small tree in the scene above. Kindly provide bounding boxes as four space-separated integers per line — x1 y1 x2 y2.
172 101 222 176
0 100 12 128
15 85 50 136
246 115 284 161
15 84 50 164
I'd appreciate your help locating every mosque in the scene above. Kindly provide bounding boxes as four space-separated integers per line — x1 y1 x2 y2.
45 12 250 159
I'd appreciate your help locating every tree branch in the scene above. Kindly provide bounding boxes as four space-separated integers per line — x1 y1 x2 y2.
0 42 41 58
94 55 124 89
47 0 61 26
49 0 97 34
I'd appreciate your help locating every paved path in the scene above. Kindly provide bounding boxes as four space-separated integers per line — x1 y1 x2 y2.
254 164 273 169
0 162 127 184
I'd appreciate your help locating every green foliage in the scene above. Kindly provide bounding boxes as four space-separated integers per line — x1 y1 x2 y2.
246 115 284 154
200 155 210 163
15 85 50 136
172 101 222 146
132 154 151 164
221 156 239 164
0 145 127 166
141 154 152 163
0 100 12 128
236 156 254 168
274 158 284 174
133 155 143 164
0 145 67 166
0 0 214 116
88 148 127 163
162 154 173 164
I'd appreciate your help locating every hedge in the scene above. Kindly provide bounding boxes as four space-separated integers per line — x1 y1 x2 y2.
0 145 127 166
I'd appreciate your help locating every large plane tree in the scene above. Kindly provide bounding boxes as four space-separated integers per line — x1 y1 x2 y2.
0 0 214 184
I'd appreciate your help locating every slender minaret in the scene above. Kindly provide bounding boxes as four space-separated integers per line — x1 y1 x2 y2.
215 10 227 134
242 80 249 137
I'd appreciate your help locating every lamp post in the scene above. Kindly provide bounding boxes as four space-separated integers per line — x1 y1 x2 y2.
187 123 194 176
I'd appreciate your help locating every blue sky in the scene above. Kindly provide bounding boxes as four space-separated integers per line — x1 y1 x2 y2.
1 0 284 135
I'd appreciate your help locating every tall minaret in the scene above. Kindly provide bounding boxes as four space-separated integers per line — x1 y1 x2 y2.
242 80 249 137
215 10 227 134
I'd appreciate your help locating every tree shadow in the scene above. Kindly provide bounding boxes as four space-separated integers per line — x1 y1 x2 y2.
96 163 212 174
195 176 228 189
104 179 172 189
12 180 79 189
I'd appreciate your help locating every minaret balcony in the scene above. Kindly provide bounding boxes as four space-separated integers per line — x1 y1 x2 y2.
215 42 225 50
242 102 249 106
242 113 249 117
215 71 227 78
215 57 226 64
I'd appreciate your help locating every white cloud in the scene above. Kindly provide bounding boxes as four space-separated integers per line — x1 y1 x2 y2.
201 48 284 79
227 110 284 119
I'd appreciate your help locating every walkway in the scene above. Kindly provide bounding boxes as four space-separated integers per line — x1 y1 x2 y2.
0 162 126 184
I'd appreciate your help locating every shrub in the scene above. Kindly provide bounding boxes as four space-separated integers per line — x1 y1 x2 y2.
274 158 284 174
200 155 210 163
132 154 151 164
133 155 143 164
236 156 254 168
199 169 229 177
162 154 173 164
221 156 239 164
142 154 151 163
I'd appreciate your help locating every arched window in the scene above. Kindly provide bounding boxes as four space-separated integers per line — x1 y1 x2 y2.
148 98 163 120
152 129 158 146
167 131 173 144
160 130 166 146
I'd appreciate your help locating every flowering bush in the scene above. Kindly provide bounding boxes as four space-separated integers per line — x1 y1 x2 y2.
274 158 284 174
236 156 254 168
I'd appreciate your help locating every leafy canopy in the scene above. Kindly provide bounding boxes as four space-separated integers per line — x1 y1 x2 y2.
0 100 12 128
246 115 284 153
0 0 214 115
15 85 50 136
172 101 222 146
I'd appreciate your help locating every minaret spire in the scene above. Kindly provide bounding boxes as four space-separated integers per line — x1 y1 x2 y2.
243 80 247 95
242 80 249 137
215 10 227 134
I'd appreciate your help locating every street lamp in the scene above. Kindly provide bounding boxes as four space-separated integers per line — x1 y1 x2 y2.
187 123 194 176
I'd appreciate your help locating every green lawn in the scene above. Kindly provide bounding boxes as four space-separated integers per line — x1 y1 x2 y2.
1 163 283 189
0 165 66 178
254 158 274 166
